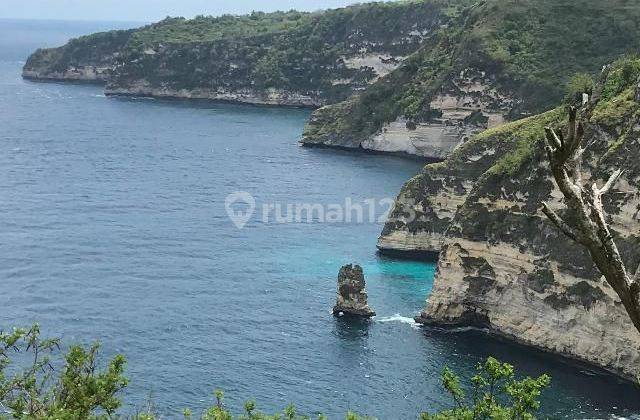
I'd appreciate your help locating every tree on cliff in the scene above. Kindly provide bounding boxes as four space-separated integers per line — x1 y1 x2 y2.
541 106 640 334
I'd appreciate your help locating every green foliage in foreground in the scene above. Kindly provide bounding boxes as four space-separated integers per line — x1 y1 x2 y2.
421 357 551 420
0 324 127 419
0 325 550 419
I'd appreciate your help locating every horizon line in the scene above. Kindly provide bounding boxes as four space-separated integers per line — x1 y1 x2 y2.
0 16 149 25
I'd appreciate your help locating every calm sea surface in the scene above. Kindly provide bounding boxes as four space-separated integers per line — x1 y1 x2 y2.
0 19 638 419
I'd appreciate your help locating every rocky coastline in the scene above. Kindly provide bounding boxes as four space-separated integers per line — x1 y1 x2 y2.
20 0 640 384
104 85 323 108
23 2 453 109
386 63 640 381
22 67 110 83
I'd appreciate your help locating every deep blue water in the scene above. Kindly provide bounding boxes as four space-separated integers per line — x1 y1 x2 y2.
1 19 639 419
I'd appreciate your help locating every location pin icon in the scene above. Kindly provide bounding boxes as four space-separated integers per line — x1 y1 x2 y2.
225 191 256 229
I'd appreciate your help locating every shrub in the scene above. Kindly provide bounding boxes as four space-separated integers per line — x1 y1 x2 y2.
421 357 551 420
0 326 550 419
564 73 594 105
0 324 127 419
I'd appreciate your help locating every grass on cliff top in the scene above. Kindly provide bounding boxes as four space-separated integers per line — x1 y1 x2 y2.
590 57 640 128
482 57 640 178
127 0 451 46
128 12 310 46
590 58 640 158
483 107 565 178
407 108 566 204
590 87 638 127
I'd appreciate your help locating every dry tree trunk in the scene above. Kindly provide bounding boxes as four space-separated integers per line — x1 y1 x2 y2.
541 106 640 334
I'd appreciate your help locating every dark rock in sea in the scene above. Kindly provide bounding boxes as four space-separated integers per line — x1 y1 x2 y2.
333 264 375 318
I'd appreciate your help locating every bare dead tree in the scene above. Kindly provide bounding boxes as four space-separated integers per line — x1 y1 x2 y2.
541 106 640 334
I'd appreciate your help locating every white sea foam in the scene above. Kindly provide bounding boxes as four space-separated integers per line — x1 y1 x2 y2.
376 314 420 328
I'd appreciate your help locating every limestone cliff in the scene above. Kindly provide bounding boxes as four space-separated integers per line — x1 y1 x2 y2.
23 29 136 82
378 109 562 254
23 1 466 106
384 60 640 380
301 0 640 159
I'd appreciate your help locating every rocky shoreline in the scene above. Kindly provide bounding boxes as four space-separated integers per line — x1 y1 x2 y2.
299 141 441 162
21 70 325 108
103 86 323 108
300 117 482 160
391 65 640 381
22 68 110 84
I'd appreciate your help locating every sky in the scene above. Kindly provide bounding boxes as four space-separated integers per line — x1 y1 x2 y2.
0 0 366 23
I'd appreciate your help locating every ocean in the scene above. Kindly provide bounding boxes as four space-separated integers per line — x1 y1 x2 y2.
0 18 638 419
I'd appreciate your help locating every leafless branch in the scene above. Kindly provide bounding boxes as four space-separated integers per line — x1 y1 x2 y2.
541 202 581 244
541 107 640 334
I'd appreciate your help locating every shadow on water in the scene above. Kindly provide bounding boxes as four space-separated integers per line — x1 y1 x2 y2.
332 315 372 342
376 248 440 262
301 142 440 164
421 326 640 415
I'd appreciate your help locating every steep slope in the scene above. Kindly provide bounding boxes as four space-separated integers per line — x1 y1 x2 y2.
23 1 472 106
378 109 563 254
302 0 640 158
392 59 640 379
22 29 136 82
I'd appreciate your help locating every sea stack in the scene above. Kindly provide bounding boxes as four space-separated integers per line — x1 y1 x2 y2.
333 264 375 317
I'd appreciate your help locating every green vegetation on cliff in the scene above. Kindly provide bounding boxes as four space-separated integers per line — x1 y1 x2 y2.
126 12 311 46
24 29 136 78
25 1 475 104
482 108 565 178
111 0 471 102
304 0 640 145
469 0 640 111
302 25 463 144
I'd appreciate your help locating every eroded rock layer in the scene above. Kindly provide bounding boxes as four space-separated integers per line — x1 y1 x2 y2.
386 61 640 379
301 0 640 159
23 1 461 107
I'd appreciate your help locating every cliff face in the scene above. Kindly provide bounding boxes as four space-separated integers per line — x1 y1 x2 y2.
378 109 562 253
302 64 514 157
22 0 640 158
384 60 640 379
23 29 135 82
301 0 640 159
106 4 460 106
23 1 466 106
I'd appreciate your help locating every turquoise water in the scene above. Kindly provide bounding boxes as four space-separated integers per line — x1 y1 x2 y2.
1 19 639 419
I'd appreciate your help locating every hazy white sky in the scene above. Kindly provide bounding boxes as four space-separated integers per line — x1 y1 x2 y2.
0 0 365 22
